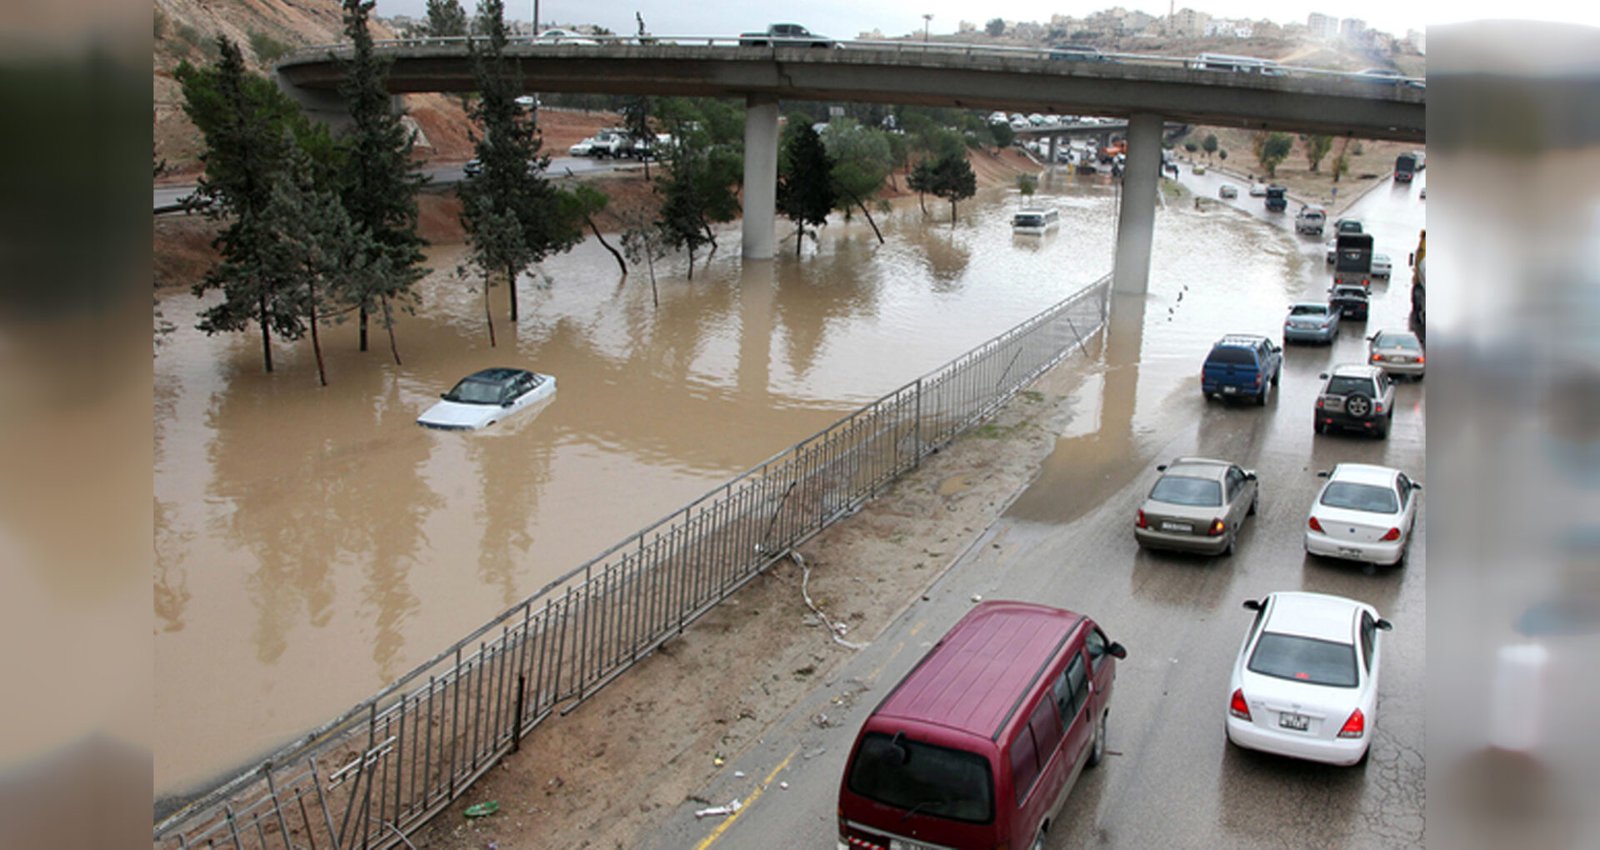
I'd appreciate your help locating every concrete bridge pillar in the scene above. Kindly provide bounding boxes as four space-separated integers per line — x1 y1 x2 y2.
1047 135 1058 165
274 71 363 133
741 95 779 259
1113 113 1162 295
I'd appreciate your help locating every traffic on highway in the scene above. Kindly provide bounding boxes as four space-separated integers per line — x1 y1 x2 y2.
635 168 1426 849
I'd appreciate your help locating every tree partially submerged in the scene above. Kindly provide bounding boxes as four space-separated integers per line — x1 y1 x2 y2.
338 0 426 362
178 36 338 373
822 120 893 243
457 0 581 343
777 122 837 256
929 152 977 223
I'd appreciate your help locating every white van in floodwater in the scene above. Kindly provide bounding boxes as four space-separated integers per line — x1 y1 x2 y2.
1012 207 1060 235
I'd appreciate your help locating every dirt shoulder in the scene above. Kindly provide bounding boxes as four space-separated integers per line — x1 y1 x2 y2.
412 371 1087 850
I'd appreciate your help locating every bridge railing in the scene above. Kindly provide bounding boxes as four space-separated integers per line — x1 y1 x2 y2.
284 36 1423 88
152 273 1113 850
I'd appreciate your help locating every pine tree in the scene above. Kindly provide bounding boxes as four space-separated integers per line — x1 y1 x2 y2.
620 96 656 179
259 146 391 386
457 0 582 340
424 0 467 37
178 36 336 373
776 123 837 257
339 0 427 361
931 151 977 223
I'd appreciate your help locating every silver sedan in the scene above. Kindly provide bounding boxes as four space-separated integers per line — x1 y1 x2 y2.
1367 329 1424 379
1135 457 1259 557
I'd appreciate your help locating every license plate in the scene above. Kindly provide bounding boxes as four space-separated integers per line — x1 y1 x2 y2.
1323 397 1344 411
1161 521 1193 533
1339 546 1363 557
890 840 936 850
1223 386 1237 394
1279 712 1310 731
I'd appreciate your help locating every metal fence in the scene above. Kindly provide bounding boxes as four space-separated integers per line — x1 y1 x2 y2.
153 273 1112 850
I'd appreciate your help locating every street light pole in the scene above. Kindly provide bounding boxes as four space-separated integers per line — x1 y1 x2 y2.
922 14 932 42
533 0 540 34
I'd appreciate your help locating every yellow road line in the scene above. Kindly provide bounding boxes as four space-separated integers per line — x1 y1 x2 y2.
693 747 798 850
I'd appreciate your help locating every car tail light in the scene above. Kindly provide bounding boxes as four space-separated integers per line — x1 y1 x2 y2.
1371 353 1384 362
1254 374 1263 386
1338 708 1366 739
1229 689 1251 720
1208 518 1226 536
1136 509 1148 529
1375 401 1385 414
1308 516 1324 533
1316 398 1325 409
1380 527 1402 542
1416 355 1425 364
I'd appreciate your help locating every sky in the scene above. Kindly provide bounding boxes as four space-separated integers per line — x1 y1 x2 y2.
371 0 1600 46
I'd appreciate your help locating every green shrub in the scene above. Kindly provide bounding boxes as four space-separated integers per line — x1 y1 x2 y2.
249 30 293 64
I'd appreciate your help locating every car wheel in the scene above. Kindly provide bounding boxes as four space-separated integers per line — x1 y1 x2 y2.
1356 744 1371 768
1088 711 1108 768
1272 366 1281 387
1345 393 1373 419
1256 386 1268 407
1248 493 1259 516
1221 536 1235 557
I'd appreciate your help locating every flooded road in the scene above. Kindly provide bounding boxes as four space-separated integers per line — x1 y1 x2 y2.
640 169 1428 850
155 173 1138 796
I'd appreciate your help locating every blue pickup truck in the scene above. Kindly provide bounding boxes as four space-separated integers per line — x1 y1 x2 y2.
1202 334 1283 405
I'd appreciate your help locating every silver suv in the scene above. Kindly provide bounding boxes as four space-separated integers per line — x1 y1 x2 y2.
1314 364 1397 438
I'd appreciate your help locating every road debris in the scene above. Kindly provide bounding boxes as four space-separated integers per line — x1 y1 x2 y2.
694 800 743 819
463 801 499 818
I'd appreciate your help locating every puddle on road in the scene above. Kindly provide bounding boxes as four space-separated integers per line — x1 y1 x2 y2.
153 175 1125 795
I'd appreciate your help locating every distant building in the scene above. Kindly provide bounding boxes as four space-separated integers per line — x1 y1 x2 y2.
858 28 885 39
1340 18 1366 40
1169 7 1211 38
1307 12 1339 41
1206 18 1252 38
958 20 977 33
1405 28 1426 53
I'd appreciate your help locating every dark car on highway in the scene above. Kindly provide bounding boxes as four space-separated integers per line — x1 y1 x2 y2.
1329 284 1370 321
1201 334 1283 406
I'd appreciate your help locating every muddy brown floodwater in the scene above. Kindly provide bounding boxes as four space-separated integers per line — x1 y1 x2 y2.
154 174 1143 797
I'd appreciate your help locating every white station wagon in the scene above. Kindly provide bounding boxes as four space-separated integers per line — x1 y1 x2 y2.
417 367 556 431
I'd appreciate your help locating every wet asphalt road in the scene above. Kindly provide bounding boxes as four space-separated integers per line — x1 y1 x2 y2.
641 170 1427 849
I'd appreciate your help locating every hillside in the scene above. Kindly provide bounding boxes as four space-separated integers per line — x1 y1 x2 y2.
153 0 481 182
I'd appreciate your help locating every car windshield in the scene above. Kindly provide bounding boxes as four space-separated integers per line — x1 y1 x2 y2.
1248 632 1358 688
847 733 994 825
443 378 506 405
1149 475 1223 507
1289 304 1328 316
1324 375 1376 396
1333 287 1366 299
1320 481 1399 513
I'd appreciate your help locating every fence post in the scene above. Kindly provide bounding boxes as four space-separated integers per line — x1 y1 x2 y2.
913 378 923 467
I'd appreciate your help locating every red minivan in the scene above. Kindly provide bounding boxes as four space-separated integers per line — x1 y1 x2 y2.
837 601 1126 850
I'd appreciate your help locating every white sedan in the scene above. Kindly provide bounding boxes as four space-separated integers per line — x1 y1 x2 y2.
1304 464 1421 566
1371 253 1392 278
1227 592 1392 766
417 367 556 431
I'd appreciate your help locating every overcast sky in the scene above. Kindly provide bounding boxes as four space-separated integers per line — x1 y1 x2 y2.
370 0 1600 45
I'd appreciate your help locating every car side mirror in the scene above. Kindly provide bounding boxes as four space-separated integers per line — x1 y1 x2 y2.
502 401 514 408
1108 642 1128 660
1376 618 1394 631
1242 599 1262 611
440 393 448 399
1316 470 1330 478
1411 482 1422 491
1156 464 1168 472
1243 470 1257 480
1318 373 1329 379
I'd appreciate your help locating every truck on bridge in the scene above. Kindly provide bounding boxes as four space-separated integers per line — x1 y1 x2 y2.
738 23 836 48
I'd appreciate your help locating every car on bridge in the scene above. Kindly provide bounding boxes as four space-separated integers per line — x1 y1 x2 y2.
535 28 598 45
1227 592 1393 766
1304 464 1421 566
1049 43 1109 62
738 23 836 48
1134 457 1259 557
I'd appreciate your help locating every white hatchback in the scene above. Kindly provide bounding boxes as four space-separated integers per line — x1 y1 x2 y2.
417 367 556 431
1304 464 1421 566
1227 592 1392 766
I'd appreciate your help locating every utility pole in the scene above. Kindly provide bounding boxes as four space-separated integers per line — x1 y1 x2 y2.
533 0 540 33
922 14 932 42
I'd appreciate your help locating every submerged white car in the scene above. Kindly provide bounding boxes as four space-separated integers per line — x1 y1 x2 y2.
1304 463 1421 566
417 368 556 431
1227 592 1392 766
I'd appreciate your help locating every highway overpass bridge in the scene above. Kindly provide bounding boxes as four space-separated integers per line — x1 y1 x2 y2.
277 38 1425 293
